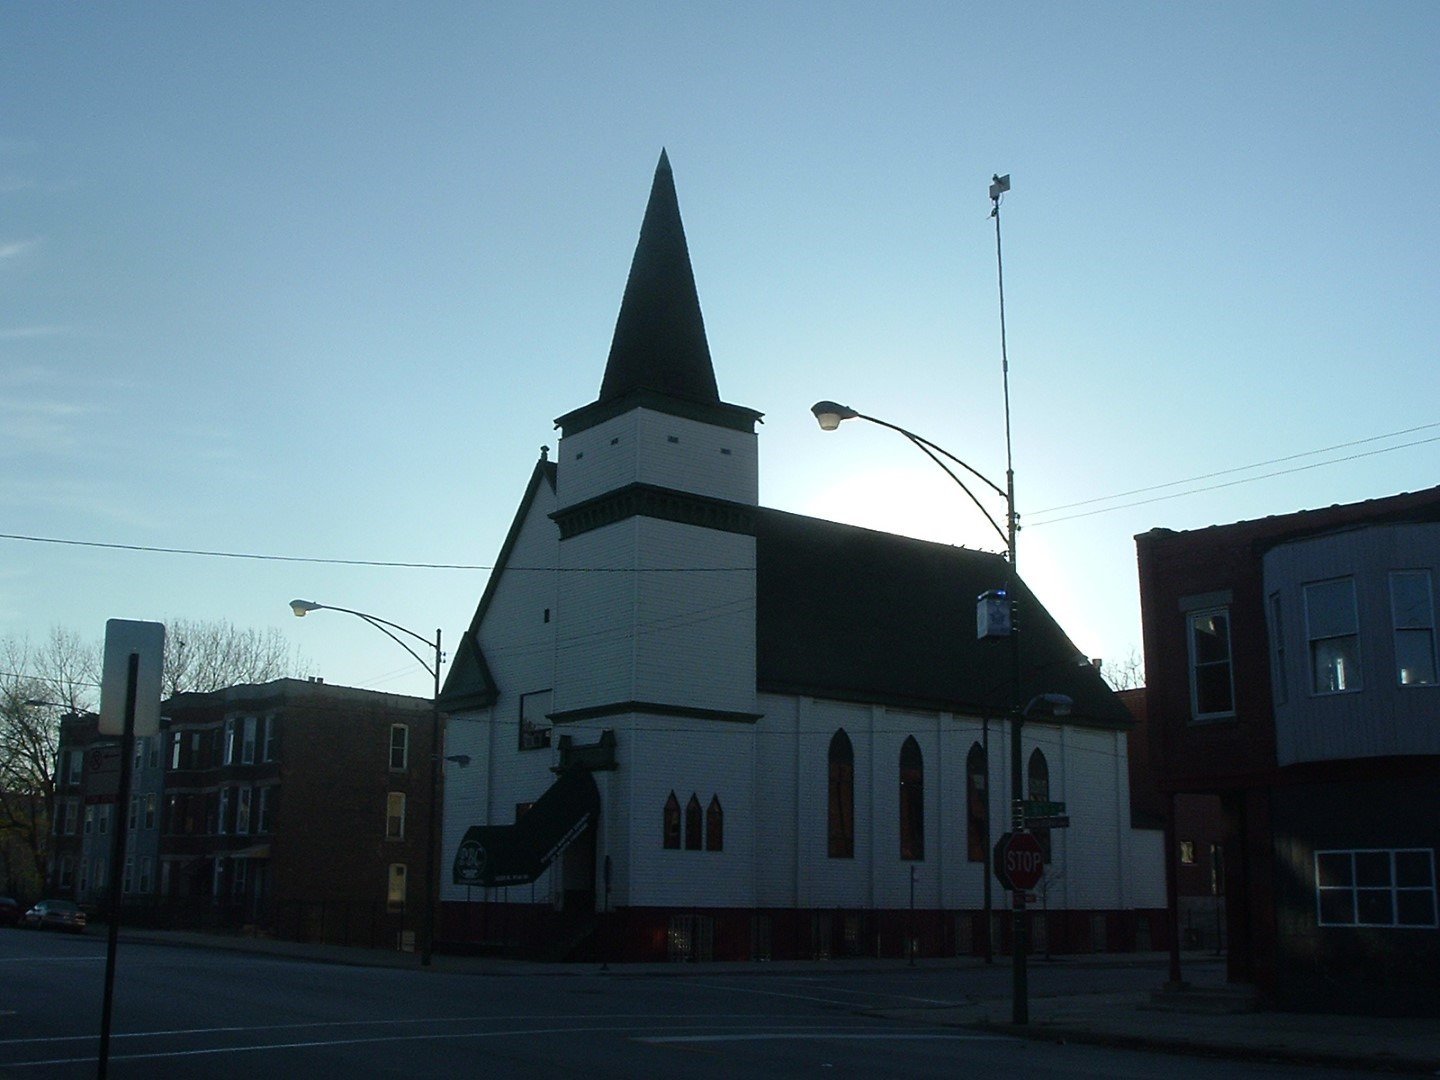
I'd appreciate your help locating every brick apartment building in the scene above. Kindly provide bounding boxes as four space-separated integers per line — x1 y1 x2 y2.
1137 486 1440 1015
51 679 433 949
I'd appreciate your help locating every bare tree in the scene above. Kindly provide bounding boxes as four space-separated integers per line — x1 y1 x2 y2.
0 628 100 898
162 618 307 697
1100 647 1145 691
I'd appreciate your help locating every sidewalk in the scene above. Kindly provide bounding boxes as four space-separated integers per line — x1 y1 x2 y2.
114 929 1440 1075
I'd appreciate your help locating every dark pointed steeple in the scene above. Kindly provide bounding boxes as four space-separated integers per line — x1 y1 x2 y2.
555 151 762 438
599 150 719 405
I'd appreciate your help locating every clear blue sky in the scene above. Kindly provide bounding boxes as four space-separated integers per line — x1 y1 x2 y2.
4 3 1438 699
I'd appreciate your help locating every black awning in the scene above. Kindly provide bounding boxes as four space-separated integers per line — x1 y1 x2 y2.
453 767 599 888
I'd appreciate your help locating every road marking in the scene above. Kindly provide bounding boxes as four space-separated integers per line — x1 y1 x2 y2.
637 1033 1011 1044
2 1022 939 1068
685 979 951 1009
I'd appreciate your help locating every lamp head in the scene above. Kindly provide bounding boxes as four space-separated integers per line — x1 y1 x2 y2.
289 599 322 618
811 401 858 432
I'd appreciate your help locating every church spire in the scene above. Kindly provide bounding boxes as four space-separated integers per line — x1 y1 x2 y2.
598 150 719 405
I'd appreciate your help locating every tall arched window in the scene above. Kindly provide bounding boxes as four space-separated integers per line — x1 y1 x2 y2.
899 736 924 861
663 792 681 849
685 794 703 850
706 796 723 852
1028 747 1051 862
966 742 988 862
828 729 854 858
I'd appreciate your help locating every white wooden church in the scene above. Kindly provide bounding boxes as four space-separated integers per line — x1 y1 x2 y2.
438 153 1164 961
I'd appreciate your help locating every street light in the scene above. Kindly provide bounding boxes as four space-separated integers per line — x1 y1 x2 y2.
289 599 444 967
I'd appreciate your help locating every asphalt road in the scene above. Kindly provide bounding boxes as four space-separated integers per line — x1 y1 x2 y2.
0 931 1377 1079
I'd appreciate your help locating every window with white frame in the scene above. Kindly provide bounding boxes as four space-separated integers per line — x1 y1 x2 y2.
223 718 236 765
256 786 272 833
389 725 409 771
1188 608 1235 718
242 717 257 764
386 793 406 840
1390 570 1437 687
235 787 252 835
262 717 277 761
1306 578 1361 693
66 750 83 786
218 788 231 835
1316 848 1437 928
171 732 182 770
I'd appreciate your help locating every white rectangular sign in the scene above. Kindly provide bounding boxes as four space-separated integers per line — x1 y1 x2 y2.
99 619 165 737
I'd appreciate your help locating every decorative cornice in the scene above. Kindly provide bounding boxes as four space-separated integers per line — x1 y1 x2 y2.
552 483 758 541
548 700 762 725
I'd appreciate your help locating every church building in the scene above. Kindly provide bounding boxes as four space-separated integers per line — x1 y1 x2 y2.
438 153 1164 961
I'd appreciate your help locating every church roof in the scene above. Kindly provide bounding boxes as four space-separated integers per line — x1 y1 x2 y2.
755 509 1129 728
554 152 762 437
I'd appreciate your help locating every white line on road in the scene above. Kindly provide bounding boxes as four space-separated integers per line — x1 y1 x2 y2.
2 1022 951 1068
636 1034 1011 1044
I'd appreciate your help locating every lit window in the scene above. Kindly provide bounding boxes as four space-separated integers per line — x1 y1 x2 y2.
390 724 409 770
1306 578 1361 693
388 863 407 911
1390 570 1436 687
1316 849 1437 928
1188 609 1235 718
828 729 854 859
386 793 406 840
899 737 924 861
1179 840 1196 864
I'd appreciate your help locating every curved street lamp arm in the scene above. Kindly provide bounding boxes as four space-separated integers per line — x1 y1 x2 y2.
851 411 1009 501
897 431 1011 551
352 613 438 680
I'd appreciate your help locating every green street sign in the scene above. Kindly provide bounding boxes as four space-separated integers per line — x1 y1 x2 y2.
1022 799 1066 819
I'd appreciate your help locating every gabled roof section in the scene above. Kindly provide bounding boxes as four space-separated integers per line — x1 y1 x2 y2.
438 454 557 712
755 509 1129 728
555 151 762 437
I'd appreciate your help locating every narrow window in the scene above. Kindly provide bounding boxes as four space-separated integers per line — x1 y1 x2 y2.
519 690 554 750
386 792 406 840
966 742 988 862
223 718 236 765
144 793 156 831
1268 592 1288 705
827 729 855 858
1390 570 1436 686
899 737 924 861
1188 609 1235 718
663 792 681 849
262 717 277 761
1028 748 1051 862
217 789 230 835
1306 578 1361 693
242 717 257 764
1179 840 1196 864
390 724 409 770
236 787 252 835
706 796 723 852
139 857 152 894
685 794 703 851
387 863 408 911
171 733 182 770
256 787 273 834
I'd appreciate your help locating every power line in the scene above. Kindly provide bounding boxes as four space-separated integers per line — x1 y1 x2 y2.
1029 422 1440 519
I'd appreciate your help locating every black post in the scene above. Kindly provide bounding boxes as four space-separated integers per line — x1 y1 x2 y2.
422 629 441 966
908 865 917 966
97 652 138 1080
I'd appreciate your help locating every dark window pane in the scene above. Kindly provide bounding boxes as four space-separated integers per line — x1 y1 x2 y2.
685 795 702 851
1318 889 1355 925
1307 579 1356 638
1192 613 1230 664
1395 850 1434 889
1397 890 1438 927
1354 851 1392 888
1195 663 1234 714
1390 571 1433 628
1395 629 1436 686
1356 889 1394 926
1316 852 1352 888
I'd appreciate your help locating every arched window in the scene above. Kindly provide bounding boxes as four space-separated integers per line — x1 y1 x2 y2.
663 792 680 849
685 794 703 851
828 729 855 858
706 796 723 852
1028 748 1051 862
966 742 988 862
899 736 924 861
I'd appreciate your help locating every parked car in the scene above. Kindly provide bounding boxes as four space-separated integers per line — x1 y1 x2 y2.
0 897 20 927
22 899 87 933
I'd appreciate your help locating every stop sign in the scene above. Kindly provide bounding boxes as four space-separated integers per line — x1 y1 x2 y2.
1004 832 1045 890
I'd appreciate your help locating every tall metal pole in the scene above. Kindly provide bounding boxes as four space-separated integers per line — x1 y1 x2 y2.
422 629 441 966
98 653 138 1080
991 171 1029 1025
